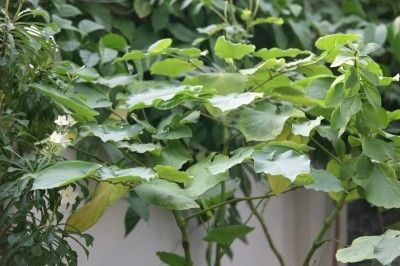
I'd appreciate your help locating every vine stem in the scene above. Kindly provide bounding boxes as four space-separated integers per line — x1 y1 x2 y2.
172 211 193 266
248 200 286 266
302 190 348 266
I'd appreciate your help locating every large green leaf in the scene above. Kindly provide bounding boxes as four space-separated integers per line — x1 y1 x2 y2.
100 166 155 183
208 148 254 175
185 156 228 199
336 230 400 264
156 252 185 266
208 92 263 112
151 141 192 169
32 161 101 190
188 73 247 95
126 84 203 110
305 169 344 192
154 165 192 184
31 83 98 122
315 33 361 61
80 122 143 142
252 147 310 182
66 183 128 232
135 179 199 210
238 102 302 141
354 162 400 208
214 36 255 60
204 225 254 245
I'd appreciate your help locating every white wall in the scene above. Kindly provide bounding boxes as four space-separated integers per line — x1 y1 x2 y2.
73 188 346 266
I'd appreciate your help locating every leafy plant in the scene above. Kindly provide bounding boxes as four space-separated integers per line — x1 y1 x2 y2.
2 0 400 265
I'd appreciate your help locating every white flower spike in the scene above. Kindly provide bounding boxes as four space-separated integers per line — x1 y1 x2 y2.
58 186 79 206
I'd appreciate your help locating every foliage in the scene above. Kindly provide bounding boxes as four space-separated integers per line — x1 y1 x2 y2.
2 0 400 265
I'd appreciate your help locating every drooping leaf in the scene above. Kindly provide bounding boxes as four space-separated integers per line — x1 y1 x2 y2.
31 83 98 122
32 161 101 190
66 183 128 232
204 225 254 245
156 252 185 266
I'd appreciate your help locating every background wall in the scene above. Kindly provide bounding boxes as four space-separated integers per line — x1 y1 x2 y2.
72 188 346 266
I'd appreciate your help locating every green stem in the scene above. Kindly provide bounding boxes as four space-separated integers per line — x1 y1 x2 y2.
310 137 341 164
248 200 285 266
5 0 10 13
302 191 348 266
173 211 193 266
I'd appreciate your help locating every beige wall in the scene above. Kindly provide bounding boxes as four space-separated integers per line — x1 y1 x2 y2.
72 188 346 266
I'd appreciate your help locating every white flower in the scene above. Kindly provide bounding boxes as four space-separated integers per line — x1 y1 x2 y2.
66 115 77 126
55 115 69 126
49 131 70 147
55 115 77 127
58 186 79 206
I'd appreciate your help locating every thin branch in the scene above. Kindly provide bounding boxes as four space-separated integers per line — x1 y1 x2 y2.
302 188 349 266
310 136 341 164
69 146 105 163
172 211 193 266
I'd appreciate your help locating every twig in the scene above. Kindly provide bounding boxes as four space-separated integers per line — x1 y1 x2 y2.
172 211 193 266
310 137 341 164
302 189 348 266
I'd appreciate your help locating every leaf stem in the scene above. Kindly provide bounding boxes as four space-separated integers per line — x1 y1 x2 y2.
302 190 348 266
185 188 296 221
172 211 193 266
310 136 341 164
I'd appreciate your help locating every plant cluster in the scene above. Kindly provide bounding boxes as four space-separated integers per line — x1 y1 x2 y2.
1 0 400 266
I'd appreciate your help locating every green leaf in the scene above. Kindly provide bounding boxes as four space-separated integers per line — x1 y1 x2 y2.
97 75 135 88
185 156 228 199
315 33 361 61
148 38 172 54
238 102 302 142
254 48 309 60
100 166 155 183
79 50 100 67
292 116 323 137
99 33 127 50
151 141 192 169
305 77 334 99
354 163 400 208
156 252 185 266
362 137 394 163
118 142 160 154
154 165 192 184
80 122 142 142
214 36 255 60
188 73 247 95
134 0 153 18
204 225 254 245
117 50 146 61
32 161 101 190
208 92 263 112
55 3 81 17
336 230 400 264
135 179 199 210
305 169 344 192
208 148 254 175
340 96 362 118
252 147 310 182
78 19 104 36
124 208 140 237
126 83 203 110
150 58 203 77
267 175 291 195
248 17 284 27
31 83 98 122
66 183 128 232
